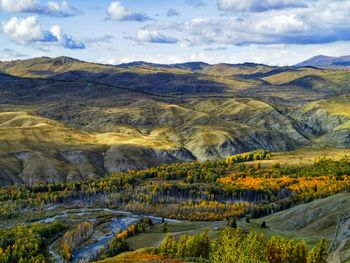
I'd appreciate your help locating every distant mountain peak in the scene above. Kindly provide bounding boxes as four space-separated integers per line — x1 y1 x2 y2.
296 55 350 68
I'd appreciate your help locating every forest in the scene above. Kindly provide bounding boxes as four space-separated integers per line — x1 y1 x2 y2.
0 221 66 262
0 150 348 262
1 151 349 221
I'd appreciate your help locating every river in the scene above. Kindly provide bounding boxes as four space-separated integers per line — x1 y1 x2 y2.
43 208 179 263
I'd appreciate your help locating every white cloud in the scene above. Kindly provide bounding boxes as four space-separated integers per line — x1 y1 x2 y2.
2 16 85 49
253 14 307 34
130 29 178 44
0 0 36 12
44 1 80 17
50 25 85 49
107 1 151 22
306 0 350 26
144 0 350 47
0 0 37 12
0 0 81 17
2 16 44 44
217 0 306 12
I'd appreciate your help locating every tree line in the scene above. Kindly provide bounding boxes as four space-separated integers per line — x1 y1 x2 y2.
156 227 328 263
0 155 349 221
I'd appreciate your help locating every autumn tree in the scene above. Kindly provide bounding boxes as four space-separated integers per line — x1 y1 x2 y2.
266 237 286 263
159 233 177 258
211 228 245 263
308 239 327 263
185 229 210 259
107 234 130 257
176 235 188 259
238 231 266 263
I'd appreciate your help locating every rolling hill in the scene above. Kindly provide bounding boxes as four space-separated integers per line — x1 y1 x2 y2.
0 56 350 186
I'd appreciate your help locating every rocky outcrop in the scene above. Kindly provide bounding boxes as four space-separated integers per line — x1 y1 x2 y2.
316 128 350 148
59 150 105 180
295 108 347 136
0 146 196 186
103 145 195 173
14 151 83 186
186 131 303 161
0 154 23 186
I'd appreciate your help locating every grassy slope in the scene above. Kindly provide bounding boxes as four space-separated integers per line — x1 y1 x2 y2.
251 193 350 262
300 96 350 148
253 193 349 237
127 221 224 250
243 148 350 169
94 248 181 263
263 68 350 95
0 111 99 152
303 95 350 118
94 221 224 263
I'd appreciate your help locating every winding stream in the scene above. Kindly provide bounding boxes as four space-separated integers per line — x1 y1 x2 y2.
43 208 179 263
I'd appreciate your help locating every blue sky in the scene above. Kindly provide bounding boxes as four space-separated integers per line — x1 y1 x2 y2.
0 0 350 65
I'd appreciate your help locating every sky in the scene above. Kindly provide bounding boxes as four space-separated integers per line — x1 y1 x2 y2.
0 0 350 66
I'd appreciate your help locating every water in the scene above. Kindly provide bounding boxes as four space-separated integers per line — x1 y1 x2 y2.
71 217 140 263
43 208 180 263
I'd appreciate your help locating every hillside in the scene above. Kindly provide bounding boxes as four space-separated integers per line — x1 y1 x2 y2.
296 55 350 69
0 57 350 185
254 193 350 262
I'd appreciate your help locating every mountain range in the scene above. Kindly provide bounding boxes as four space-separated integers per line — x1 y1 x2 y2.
0 56 350 186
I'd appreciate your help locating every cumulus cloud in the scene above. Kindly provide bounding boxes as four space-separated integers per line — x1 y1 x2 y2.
184 0 206 8
2 16 85 49
217 0 306 12
178 15 312 46
0 0 35 12
0 0 81 17
107 1 151 22
253 14 307 34
167 8 179 17
2 16 46 44
143 0 350 47
128 29 178 44
49 25 85 49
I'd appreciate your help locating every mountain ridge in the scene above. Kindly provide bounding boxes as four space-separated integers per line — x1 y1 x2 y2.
296 55 350 68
